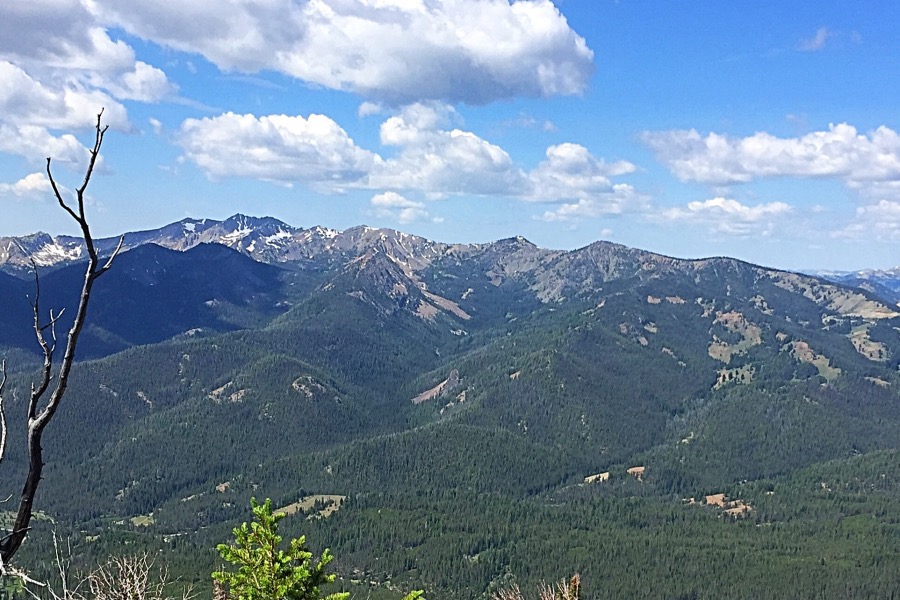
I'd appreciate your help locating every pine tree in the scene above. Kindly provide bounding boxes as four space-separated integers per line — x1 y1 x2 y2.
213 498 348 600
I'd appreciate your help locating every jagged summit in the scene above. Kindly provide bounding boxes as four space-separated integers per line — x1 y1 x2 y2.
1 214 898 317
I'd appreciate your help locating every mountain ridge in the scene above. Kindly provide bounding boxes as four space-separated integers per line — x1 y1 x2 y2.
2 214 898 363
0 213 875 275
2 216 900 598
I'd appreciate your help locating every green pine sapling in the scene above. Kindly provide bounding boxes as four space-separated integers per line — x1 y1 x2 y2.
214 498 425 600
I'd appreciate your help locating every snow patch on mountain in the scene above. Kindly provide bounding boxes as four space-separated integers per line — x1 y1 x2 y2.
32 242 83 266
264 230 293 246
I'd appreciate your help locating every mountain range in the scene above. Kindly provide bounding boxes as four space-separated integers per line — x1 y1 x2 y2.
813 266 900 306
1 215 899 599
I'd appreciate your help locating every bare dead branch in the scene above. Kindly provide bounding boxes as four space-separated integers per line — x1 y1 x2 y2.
102 234 125 274
1 109 120 565
88 553 196 600
40 308 66 334
10 533 88 600
4 562 49 593
47 110 108 263
490 575 581 600
27 256 55 423
46 159 79 225
0 359 7 463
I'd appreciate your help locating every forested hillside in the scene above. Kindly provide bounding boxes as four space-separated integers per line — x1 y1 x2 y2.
2 217 899 599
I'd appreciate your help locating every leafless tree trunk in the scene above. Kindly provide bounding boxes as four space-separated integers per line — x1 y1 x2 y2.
0 111 123 570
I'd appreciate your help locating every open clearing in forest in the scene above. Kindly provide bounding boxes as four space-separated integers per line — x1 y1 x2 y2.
848 323 889 362
708 311 762 364
276 494 346 519
714 365 754 389
411 369 460 404
702 493 752 516
787 340 841 381
131 514 155 527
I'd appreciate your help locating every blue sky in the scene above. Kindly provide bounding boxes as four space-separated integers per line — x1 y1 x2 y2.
1 1 898 271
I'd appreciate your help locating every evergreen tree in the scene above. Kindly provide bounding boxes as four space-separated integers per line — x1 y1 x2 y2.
213 498 348 600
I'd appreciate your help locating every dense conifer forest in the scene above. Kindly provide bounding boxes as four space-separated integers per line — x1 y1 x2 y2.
2 221 900 598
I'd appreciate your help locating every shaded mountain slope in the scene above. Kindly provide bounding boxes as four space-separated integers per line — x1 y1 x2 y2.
2 218 900 599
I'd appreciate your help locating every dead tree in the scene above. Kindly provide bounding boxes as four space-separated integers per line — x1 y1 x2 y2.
0 111 123 571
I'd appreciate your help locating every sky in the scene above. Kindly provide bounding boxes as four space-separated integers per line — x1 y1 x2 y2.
0 1 898 271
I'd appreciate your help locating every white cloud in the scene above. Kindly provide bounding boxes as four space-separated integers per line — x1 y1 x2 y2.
0 172 53 198
0 2 174 171
857 199 900 220
0 60 130 168
178 105 643 221
539 184 646 222
655 197 793 237
799 27 831 52
847 178 900 202
358 102 384 118
0 60 127 131
642 123 900 187
178 112 382 187
531 144 644 220
0 2 174 103
529 143 637 202
0 1 129 70
93 61 173 102
797 27 861 52
833 200 900 241
501 113 557 132
90 0 594 105
370 191 435 224
0 123 90 167
372 103 529 196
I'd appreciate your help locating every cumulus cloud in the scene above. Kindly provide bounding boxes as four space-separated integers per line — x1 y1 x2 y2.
0 2 174 103
370 191 437 224
538 184 647 222
833 200 900 241
0 61 128 130
178 105 643 220
530 144 643 220
1 1 129 71
178 112 382 187
529 143 637 202
90 0 594 105
0 123 90 168
0 2 174 170
655 197 793 237
0 60 130 167
372 103 529 195
92 61 173 102
642 123 900 187
0 172 53 198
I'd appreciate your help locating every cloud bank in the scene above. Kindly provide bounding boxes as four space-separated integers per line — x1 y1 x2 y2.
177 104 641 219
657 197 793 237
91 0 594 105
641 123 900 187
0 1 174 167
